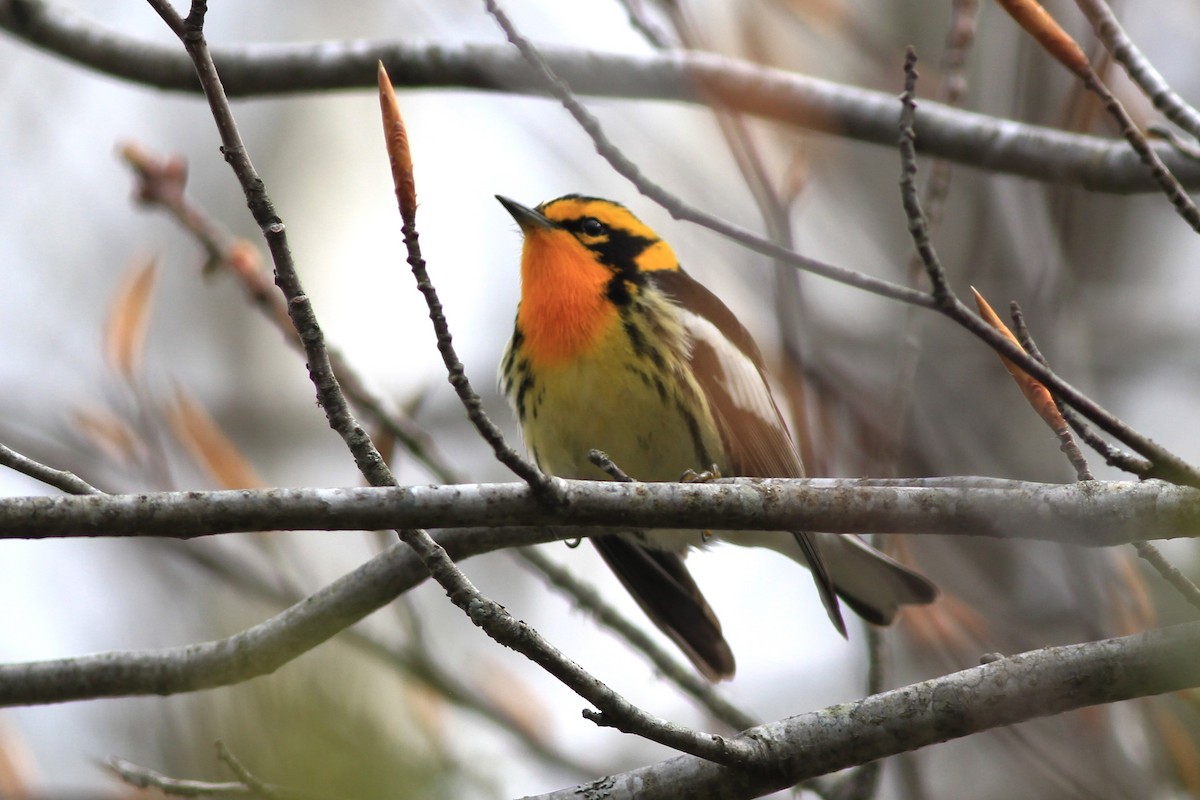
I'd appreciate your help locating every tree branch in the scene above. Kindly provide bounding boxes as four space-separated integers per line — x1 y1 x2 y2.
1 0 1198 192
0 478 1196 546
526 621 1200 799
0 531 473 707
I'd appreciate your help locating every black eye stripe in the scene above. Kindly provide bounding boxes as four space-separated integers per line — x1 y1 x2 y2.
551 213 659 290
559 216 607 236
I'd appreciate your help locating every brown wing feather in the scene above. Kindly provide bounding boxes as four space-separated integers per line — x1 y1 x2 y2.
651 269 847 635
592 535 736 680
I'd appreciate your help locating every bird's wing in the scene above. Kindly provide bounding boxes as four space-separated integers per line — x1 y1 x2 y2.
651 269 846 635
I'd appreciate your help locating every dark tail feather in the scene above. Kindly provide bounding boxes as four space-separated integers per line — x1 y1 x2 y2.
791 531 847 637
592 535 736 681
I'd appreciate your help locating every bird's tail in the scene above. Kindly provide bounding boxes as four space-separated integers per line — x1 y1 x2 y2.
738 530 937 625
814 533 938 625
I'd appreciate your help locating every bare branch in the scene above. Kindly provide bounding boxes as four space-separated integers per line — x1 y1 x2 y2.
147 0 393 488
527 621 1200 799
1074 0 1200 140
2 0 1200 192
107 754 313 800
0 442 100 494
0 536 435 707
0 478 1196 546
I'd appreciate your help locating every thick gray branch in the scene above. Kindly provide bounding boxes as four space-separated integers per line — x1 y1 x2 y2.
1 478 1197 546
0 527 536 707
528 621 1200 800
0 0 1195 192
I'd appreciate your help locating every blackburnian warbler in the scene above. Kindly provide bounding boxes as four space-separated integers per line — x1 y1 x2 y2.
498 194 937 680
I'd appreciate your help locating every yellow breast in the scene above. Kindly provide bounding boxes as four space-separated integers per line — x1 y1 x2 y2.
512 303 725 483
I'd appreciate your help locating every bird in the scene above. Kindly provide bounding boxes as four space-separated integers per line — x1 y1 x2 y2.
497 193 937 680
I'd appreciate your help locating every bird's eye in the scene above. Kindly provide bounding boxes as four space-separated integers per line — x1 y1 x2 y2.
580 217 605 236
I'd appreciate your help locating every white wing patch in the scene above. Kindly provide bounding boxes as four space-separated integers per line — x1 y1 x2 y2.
678 309 780 428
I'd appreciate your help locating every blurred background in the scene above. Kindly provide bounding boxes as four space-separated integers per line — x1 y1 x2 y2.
1 0 1199 797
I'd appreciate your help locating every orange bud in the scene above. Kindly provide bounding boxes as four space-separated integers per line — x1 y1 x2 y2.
377 62 417 225
995 0 1090 77
972 287 1069 436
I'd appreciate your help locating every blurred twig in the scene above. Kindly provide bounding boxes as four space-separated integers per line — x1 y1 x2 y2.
158 536 597 777
107 755 316 800
118 142 460 484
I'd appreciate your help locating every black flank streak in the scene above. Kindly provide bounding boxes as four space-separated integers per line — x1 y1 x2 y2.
622 308 667 370
678 400 712 467
515 372 534 421
626 364 653 390
654 376 669 403
623 316 647 356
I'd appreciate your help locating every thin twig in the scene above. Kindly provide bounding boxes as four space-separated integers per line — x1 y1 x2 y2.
1077 71 1200 234
0 442 100 494
1009 303 1094 481
146 0 392 487
895 46 1200 487
995 0 1200 233
1012 305 1200 616
881 0 980 472
1131 541 1200 614
377 66 551 497
1074 0 1200 140
588 449 633 483
106 755 313 800
616 0 672 49
216 741 278 800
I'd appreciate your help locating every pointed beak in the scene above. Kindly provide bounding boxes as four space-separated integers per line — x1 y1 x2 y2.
496 195 553 232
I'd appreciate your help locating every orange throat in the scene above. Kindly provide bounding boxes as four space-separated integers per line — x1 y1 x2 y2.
517 232 618 367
